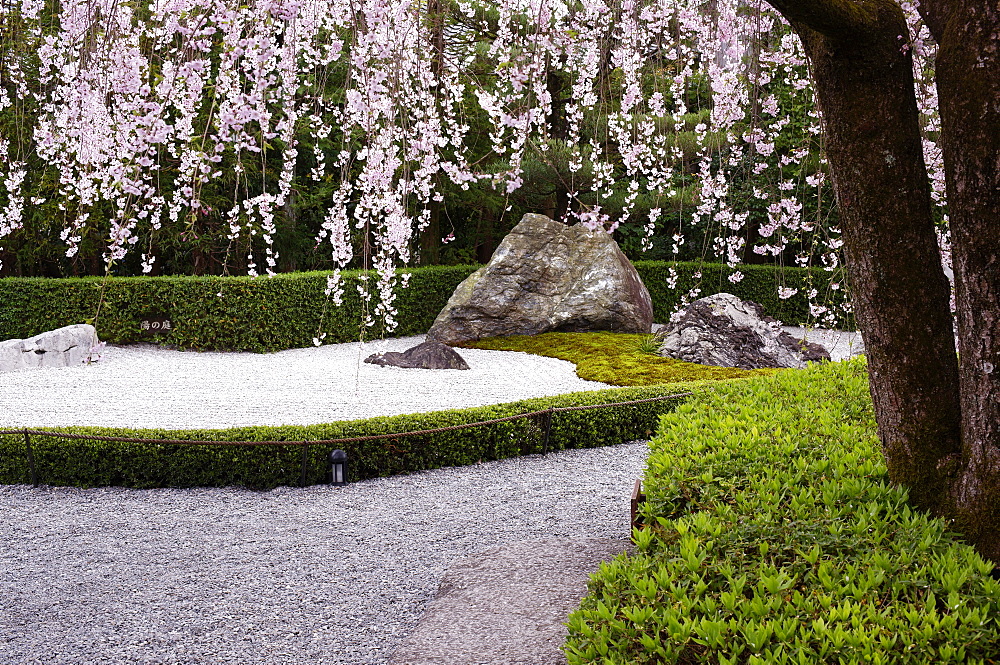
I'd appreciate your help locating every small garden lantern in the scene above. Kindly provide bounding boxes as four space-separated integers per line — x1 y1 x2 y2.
330 449 348 486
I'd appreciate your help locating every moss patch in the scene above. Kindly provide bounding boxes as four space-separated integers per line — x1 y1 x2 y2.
463 332 776 386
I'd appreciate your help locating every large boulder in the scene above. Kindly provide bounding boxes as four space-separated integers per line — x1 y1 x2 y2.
0 324 100 373
657 293 830 369
426 214 653 344
364 340 470 370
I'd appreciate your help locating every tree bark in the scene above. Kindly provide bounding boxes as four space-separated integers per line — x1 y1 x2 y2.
917 1 1000 558
420 200 442 266
764 1 964 518
282 187 298 272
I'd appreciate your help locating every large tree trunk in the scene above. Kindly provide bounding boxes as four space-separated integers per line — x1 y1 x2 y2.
420 200 442 266
918 2 1000 559
763 2 965 523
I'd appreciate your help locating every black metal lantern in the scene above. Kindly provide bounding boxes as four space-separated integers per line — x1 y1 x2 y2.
330 449 348 486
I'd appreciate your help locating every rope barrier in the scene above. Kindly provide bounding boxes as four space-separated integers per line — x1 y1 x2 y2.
0 392 693 447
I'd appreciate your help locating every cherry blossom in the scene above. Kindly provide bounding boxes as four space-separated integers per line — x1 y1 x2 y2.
0 0 949 331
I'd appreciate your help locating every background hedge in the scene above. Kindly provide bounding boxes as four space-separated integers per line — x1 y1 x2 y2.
0 261 850 352
0 266 473 352
633 261 852 327
0 384 695 490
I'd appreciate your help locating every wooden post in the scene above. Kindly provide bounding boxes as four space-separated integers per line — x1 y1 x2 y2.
24 431 38 487
630 479 645 533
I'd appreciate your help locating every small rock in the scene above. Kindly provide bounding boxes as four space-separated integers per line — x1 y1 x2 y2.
658 293 830 369
0 324 100 373
365 340 471 370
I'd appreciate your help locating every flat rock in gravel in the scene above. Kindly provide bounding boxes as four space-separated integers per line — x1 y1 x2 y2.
389 538 631 665
0 323 99 372
365 340 471 370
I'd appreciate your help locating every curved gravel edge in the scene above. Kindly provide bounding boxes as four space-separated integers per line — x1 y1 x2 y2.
0 335 612 430
0 441 648 665
0 328 861 430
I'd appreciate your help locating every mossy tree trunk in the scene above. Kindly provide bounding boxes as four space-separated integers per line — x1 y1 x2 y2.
766 0 1000 560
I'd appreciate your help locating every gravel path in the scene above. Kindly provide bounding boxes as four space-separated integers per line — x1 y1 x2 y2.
0 328 863 664
0 442 646 665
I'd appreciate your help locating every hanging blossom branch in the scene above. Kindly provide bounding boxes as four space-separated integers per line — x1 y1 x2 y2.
461 0 841 319
465 0 945 327
313 0 475 337
0 0 476 336
0 0 948 333
2 0 347 274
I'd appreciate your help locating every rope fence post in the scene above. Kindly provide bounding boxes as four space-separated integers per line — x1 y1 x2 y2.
299 443 309 487
24 430 38 487
541 407 553 455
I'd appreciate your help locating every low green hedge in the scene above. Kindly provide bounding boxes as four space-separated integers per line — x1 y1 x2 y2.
565 359 1000 664
0 384 693 490
0 261 848 352
633 260 852 327
0 266 474 352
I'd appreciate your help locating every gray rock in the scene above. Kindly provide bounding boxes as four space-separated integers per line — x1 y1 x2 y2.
365 340 471 370
658 293 830 369
0 324 100 373
426 214 653 345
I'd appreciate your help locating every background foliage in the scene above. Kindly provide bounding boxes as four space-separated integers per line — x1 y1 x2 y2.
0 260 850 351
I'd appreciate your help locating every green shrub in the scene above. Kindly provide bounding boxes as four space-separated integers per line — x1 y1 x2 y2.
464 332 774 386
634 260 852 327
0 384 691 490
0 266 475 352
565 359 1000 664
0 261 849 352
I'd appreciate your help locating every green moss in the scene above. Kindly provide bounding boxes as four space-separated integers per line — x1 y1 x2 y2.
463 332 776 386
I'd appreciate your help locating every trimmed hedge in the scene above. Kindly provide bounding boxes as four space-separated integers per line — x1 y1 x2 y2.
0 261 849 352
564 359 1000 664
0 266 474 352
0 384 694 490
633 260 852 327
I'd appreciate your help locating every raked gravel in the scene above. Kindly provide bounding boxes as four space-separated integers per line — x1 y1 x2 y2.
0 327 862 431
0 335 611 430
0 327 863 664
0 442 646 665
